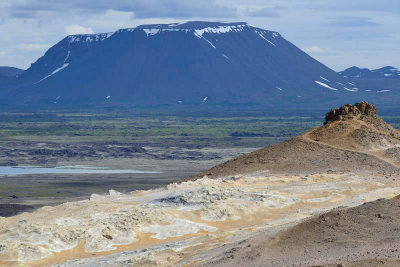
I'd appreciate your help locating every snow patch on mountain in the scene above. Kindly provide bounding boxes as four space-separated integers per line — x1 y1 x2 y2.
193 32 216 48
315 81 338 91
222 54 229 60
36 63 69 83
320 76 330 82
143 29 160 36
67 33 113 43
201 37 216 49
64 50 70 63
194 24 247 36
255 30 276 46
123 23 254 39
142 28 192 36
343 87 358 92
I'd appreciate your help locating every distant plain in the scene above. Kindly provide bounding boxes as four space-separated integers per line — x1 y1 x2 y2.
1 111 399 209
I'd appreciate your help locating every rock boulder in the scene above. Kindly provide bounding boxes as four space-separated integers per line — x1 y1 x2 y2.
325 101 377 124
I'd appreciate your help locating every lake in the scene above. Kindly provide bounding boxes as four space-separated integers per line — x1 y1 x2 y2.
0 166 160 176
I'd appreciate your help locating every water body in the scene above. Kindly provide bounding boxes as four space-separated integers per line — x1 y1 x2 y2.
0 166 160 176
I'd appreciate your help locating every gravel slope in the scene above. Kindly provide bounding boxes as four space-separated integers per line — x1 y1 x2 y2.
203 196 400 266
189 114 400 180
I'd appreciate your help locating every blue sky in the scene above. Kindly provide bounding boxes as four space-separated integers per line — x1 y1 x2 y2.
0 0 399 71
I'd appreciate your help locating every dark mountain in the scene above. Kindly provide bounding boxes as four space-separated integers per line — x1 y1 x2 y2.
1 22 399 111
0 67 24 77
340 66 400 80
338 66 400 100
0 66 24 89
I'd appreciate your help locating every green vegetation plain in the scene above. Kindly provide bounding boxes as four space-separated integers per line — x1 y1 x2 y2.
0 112 329 147
0 112 398 147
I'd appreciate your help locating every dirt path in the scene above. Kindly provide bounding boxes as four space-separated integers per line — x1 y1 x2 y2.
301 130 400 169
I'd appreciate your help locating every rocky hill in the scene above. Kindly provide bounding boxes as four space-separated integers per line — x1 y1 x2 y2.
191 101 400 179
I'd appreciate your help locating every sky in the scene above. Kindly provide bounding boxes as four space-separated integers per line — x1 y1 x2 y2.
0 0 399 71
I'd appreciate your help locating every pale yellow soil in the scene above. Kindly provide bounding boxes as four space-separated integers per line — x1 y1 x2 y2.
0 172 398 266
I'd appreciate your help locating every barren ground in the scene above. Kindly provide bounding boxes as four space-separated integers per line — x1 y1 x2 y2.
1 171 399 266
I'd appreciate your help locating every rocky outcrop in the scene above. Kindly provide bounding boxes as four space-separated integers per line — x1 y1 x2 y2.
325 101 377 124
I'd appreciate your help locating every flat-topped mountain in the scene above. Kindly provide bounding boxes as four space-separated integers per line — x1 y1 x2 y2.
4 21 346 108
2 21 397 110
191 102 400 178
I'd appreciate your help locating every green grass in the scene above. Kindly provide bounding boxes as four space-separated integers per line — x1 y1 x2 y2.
5 112 400 148
0 112 325 148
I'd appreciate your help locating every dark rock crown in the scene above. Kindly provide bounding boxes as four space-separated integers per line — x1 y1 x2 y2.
325 101 378 124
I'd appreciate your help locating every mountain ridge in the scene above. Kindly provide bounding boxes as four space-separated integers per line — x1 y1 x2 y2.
340 65 400 79
0 66 24 77
0 66 24 89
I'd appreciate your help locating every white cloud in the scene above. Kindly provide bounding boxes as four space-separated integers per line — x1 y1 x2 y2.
17 43 49 51
325 16 379 27
65 24 94 35
5 0 237 19
244 7 279 18
303 46 332 54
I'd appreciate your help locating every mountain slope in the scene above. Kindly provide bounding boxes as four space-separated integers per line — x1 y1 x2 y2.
0 66 24 89
2 22 361 108
340 66 400 80
190 102 400 179
339 66 400 96
0 67 24 77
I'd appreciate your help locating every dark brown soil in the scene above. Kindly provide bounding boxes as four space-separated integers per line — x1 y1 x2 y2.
203 197 400 266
